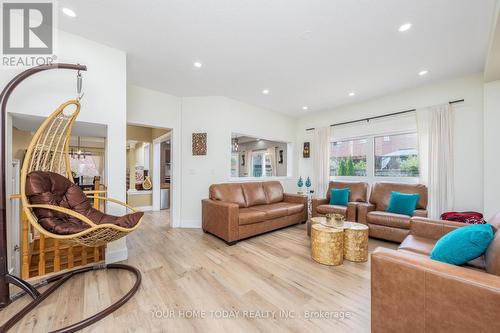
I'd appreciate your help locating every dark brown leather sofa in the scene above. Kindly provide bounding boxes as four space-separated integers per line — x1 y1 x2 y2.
202 181 307 245
308 181 368 236
371 213 500 333
357 182 428 242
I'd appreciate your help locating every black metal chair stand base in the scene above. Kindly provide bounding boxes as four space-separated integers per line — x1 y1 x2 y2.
0 263 141 333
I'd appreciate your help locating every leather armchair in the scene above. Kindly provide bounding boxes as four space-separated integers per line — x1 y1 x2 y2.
309 181 368 236
358 182 428 242
371 213 500 332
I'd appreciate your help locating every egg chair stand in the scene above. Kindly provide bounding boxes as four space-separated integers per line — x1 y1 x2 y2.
0 64 142 333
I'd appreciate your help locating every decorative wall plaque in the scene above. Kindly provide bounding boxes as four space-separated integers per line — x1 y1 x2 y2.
303 142 310 158
192 132 207 155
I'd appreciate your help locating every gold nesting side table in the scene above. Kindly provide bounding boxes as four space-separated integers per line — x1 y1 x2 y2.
310 217 369 265
311 224 344 265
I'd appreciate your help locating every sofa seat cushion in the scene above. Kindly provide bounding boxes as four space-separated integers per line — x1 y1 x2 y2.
399 235 436 256
367 211 411 229
238 208 267 225
252 203 290 220
317 204 347 215
286 202 305 215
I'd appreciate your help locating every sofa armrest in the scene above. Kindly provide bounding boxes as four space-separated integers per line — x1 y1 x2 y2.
202 199 239 242
371 247 500 333
283 193 307 204
412 209 428 218
346 202 358 222
410 217 466 240
311 198 328 217
357 202 375 224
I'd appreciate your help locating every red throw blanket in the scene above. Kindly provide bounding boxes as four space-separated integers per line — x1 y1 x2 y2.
440 211 486 224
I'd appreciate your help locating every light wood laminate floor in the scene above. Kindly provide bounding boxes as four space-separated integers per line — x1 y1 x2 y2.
0 210 397 332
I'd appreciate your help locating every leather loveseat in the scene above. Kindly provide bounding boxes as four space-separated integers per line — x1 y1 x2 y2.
202 181 307 245
357 182 428 242
371 213 500 333
308 181 368 236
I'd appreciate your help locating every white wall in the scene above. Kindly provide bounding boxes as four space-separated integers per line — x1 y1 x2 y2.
296 74 484 213
2 30 128 263
126 88 298 228
484 80 500 219
180 96 297 227
127 85 182 226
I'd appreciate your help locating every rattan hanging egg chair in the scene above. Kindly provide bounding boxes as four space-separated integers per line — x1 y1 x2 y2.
0 64 143 333
20 99 143 247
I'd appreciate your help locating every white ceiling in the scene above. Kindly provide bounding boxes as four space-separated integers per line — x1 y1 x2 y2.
59 0 496 116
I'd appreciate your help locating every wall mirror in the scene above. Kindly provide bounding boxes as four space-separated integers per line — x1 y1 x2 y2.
231 133 289 178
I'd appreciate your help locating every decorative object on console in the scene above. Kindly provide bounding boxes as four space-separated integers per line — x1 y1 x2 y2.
192 132 207 155
303 142 310 158
430 224 494 265
305 176 312 191
297 176 304 194
142 170 152 190
325 213 345 228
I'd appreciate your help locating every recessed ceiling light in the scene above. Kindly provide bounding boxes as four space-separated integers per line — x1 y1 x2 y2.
193 62 202 68
398 23 412 32
418 70 428 76
262 89 269 94
62 8 76 17
348 92 356 97
302 106 309 110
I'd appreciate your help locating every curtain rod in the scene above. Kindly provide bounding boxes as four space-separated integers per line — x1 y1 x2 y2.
305 99 464 131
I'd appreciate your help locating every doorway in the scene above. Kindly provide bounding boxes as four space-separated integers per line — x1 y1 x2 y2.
126 124 172 213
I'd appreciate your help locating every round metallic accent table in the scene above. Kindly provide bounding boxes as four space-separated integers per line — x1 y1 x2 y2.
311 224 344 266
343 223 369 262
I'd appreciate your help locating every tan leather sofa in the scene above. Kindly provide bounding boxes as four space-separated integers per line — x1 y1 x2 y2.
202 181 307 245
308 181 368 236
357 182 428 242
371 213 500 333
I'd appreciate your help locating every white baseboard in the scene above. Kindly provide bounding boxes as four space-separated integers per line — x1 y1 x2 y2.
180 219 202 228
105 247 128 264
135 205 153 212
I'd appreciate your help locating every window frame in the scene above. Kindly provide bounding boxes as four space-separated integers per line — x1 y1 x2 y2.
330 130 419 185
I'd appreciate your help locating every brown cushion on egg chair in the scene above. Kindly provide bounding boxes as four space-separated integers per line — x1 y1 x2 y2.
25 171 143 235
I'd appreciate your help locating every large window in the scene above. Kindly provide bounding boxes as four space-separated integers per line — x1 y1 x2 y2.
374 133 419 177
330 132 419 179
330 138 367 176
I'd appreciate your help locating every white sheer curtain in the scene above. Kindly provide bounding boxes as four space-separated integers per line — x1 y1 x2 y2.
312 126 331 198
416 104 454 218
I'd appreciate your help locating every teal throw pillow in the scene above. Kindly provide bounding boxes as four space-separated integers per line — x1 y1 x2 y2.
386 191 420 216
329 188 350 206
430 224 494 265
